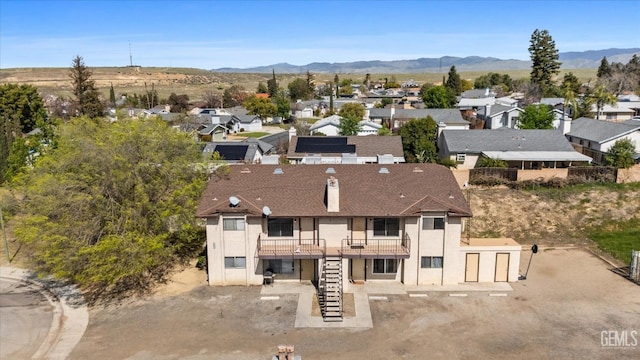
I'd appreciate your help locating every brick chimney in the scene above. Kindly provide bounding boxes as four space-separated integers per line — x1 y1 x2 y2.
326 176 339 212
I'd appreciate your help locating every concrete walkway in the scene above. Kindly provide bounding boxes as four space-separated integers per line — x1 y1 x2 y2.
0 266 89 360
261 281 513 329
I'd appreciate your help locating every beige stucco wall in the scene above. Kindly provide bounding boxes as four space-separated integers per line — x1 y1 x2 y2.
449 154 480 169
459 245 521 283
517 168 569 181
617 164 640 183
206 213 518 286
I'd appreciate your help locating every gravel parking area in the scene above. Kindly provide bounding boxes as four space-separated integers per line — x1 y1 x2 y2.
70 248 639 359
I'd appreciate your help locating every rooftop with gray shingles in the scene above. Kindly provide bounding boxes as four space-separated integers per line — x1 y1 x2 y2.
567 117 640 143
196 163 472 218
288 135 404 158
440 129 578 152
369 108 468 125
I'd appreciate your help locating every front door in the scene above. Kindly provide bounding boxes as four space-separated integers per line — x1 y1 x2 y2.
300 259 314 281
494 253 510 282
351 258 365 282
352 218 366 244
465 253 480 282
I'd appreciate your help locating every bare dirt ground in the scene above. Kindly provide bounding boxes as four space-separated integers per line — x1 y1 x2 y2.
468 186 640 253
70 248 639 360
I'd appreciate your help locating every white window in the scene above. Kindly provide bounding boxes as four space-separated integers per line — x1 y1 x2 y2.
423 217 445 230
373 259 398 273
421 256 443 268
224 257 246 268
456 153 466 162
223 218 245 231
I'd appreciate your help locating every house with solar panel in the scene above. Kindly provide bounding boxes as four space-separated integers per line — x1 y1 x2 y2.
202 138 274 164
196 164 522 321
286 133 405 164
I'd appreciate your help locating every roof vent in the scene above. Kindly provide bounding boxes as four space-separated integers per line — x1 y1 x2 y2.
273 167 284 175
326 167 336 174
229 196 240 207
412 167 423 173
241 167 251 173
379 167 389 174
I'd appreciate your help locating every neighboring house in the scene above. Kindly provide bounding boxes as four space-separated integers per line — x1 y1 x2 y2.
294 106 314 119
457 88 496 110
368 108 469 131
616 100 640 118
566 117 640 164
401 79 419 88
226 114 263 133
191 108 234 116
202 138 274 164
287 135 405 164
540 98 565 110
142 105 170 118
198 124 229 141
589 104 635 122
309 116 382 136
309 115 342 136
550 109 572 130
495 96 519 107
478 105 523 129
196 164 521 320
438 129 592 169
358 120 382 136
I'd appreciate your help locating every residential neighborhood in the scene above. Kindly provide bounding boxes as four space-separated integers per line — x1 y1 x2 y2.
1 1 640 359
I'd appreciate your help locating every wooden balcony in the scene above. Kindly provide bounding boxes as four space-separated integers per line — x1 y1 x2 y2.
340 234 410 259
257 236 325 259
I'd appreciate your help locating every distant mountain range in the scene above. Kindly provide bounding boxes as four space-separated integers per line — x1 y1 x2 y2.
213 48 640 74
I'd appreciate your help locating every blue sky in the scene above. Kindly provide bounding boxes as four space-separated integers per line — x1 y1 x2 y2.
1 0 639 69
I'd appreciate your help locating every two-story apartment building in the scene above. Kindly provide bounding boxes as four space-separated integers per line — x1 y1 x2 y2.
196 164 521 297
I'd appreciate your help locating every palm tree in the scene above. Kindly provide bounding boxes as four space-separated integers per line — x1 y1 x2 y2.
561 84 577 121
591 84 617 120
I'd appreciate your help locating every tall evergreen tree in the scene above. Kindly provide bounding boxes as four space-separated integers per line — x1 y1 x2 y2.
267 69 278 98
109 83 116 105
445 65 462 95
528 29 561 96
69 55 104 118
597 57 611 78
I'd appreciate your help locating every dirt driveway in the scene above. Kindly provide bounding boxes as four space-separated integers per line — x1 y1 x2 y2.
70 248 639 360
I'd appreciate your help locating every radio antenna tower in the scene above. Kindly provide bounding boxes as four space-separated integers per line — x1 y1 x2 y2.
129 42 133 67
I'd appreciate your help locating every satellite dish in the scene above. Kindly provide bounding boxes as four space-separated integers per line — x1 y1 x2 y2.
531 244 538 254
229 196 240 207
262 206 272 217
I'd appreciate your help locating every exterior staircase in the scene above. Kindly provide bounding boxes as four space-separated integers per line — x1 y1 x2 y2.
318 255 343 322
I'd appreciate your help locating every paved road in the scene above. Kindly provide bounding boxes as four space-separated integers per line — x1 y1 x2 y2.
0 278 53 360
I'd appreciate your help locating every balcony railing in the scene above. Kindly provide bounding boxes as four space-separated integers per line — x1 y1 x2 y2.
257 235 326 259
340 234 410 258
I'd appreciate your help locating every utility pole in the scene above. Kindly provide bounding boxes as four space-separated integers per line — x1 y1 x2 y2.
1 203 9 263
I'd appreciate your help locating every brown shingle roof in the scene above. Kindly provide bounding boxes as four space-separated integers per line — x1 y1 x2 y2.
196 164 472 218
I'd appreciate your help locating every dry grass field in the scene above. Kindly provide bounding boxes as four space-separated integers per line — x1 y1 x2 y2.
0 66 597 103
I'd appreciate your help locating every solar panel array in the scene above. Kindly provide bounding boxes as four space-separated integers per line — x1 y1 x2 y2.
215 145 249 161
295 137 356 154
